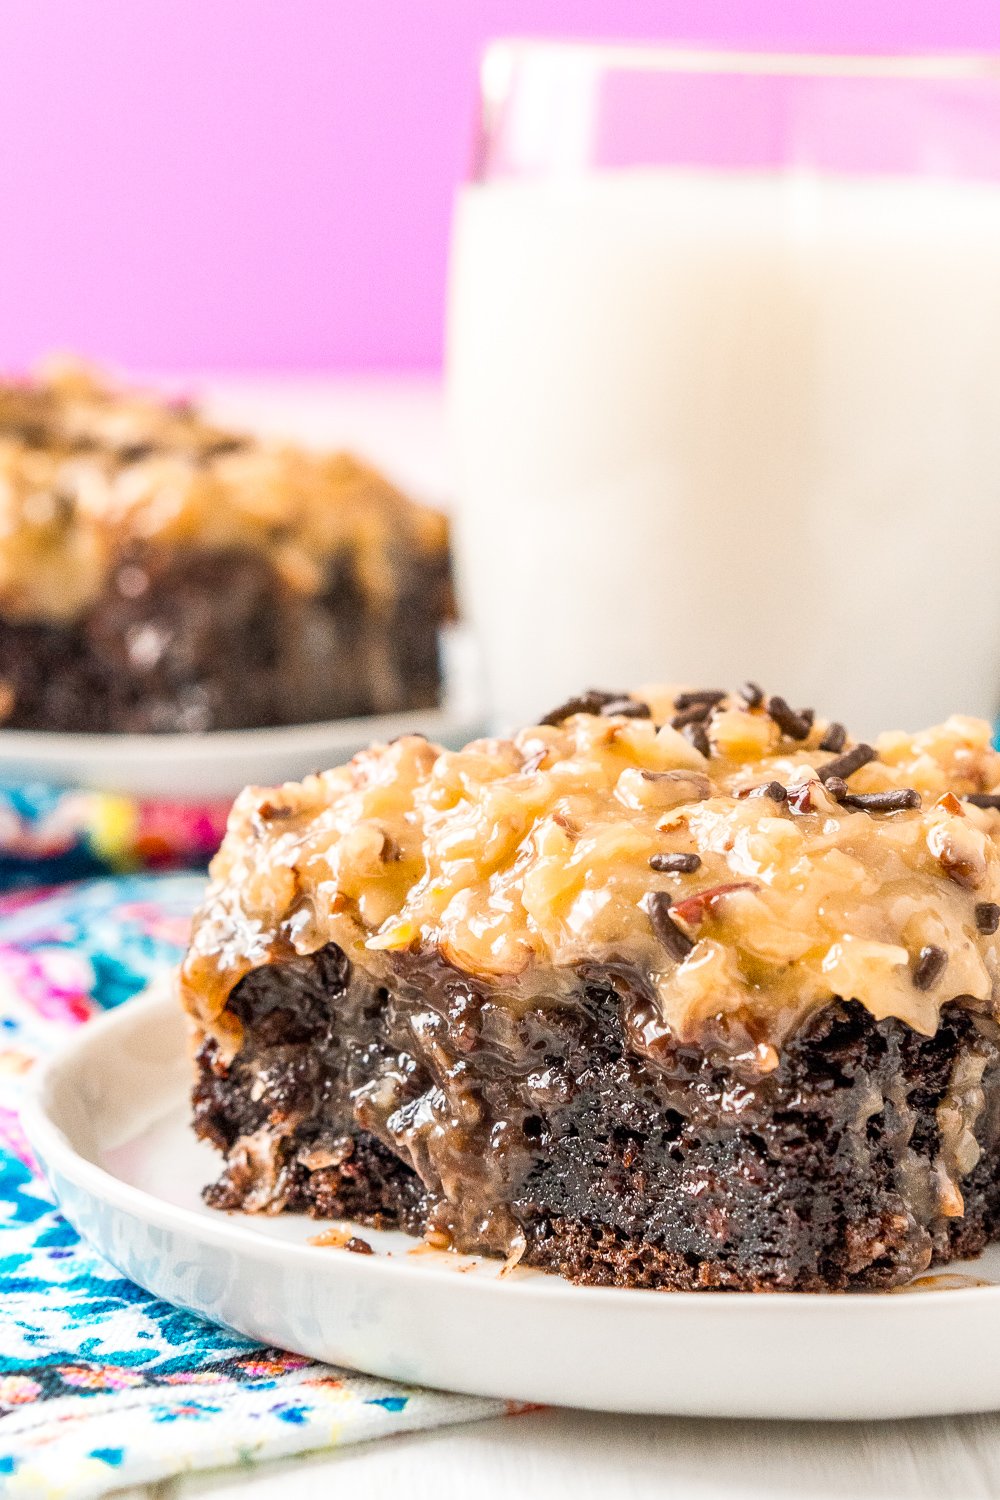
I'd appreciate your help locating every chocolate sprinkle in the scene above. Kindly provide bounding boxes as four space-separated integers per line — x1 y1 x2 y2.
540 690 651 726
976 902 1000 935
645 891 695 961
912 944 948 991
600 696 652 720
681 720 710 758
671 701 715 729
345 1236 375 1255
817 743 876 784
766 696 813 741
649 852 702 873
818 722 847 753
966 793 1000 810
739 680 764 708
824 777 849 801
673 689 727 711
839 788 921 814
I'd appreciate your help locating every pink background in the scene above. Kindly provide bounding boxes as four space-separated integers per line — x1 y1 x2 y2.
1 1 998 373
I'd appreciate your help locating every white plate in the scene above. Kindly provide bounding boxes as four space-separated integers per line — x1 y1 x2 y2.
0 705 483 799
23 987 1000 1421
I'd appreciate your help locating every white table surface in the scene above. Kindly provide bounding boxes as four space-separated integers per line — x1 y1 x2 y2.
113 1406 1000 1500
111 377 1000 1500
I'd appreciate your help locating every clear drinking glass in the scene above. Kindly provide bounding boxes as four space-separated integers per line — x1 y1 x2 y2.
446 44 1000 736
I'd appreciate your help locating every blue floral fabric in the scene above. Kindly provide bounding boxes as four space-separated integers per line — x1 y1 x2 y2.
0 876 506 1498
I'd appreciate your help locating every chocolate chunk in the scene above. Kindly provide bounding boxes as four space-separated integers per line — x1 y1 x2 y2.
975 902 1000 935
540 690 651 726
645 891 695 961
817 743 876 784
839 789 921 814
912 944 948 991
738 680 764 708
649 852 702 873
766 696 813 741
966 794 1000 810
818 721 847 754
346 1235 375 1255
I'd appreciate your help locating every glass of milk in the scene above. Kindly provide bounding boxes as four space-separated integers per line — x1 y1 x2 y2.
446 44 1000 736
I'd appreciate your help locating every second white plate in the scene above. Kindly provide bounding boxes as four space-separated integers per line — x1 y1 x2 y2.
0 703 483 799
23 988 1000 1420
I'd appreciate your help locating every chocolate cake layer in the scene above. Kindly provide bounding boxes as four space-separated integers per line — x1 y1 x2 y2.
0 539 450 733
192 938 1000 1291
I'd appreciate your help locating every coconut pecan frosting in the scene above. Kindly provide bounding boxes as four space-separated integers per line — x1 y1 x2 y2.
181 685 1000 1057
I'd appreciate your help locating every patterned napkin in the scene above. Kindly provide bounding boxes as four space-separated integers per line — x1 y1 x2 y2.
0 783 229 887
0 876 513 1499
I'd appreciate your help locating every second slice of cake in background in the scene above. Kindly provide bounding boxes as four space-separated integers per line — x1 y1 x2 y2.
0 361 454 733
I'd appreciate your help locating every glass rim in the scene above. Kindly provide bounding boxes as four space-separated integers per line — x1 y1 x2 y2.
481 39 1000 85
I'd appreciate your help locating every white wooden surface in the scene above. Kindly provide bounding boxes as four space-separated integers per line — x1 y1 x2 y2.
113 1406 1000 1500
112 380 1000 1500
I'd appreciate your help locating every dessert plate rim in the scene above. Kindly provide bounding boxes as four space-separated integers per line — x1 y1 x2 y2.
21 985 1000 1419
0 704 484 798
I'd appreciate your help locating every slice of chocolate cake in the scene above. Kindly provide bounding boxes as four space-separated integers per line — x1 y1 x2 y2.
0 361 453 732
180 687 1000 1290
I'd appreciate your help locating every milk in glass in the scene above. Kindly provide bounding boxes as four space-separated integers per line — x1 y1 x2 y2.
447 169 1000 735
